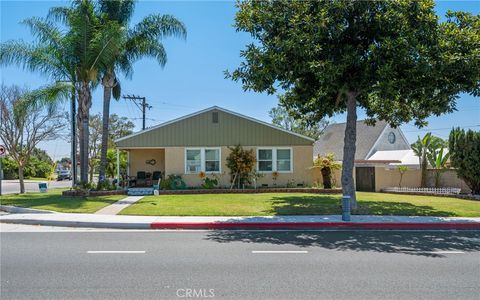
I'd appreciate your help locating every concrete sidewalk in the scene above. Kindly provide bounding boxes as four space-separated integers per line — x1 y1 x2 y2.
94 196 144 215
1 210 480 230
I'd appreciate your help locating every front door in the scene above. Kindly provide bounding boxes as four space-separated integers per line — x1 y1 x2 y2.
355 167 375 192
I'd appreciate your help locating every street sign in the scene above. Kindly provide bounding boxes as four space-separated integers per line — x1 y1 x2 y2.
0 145 5 157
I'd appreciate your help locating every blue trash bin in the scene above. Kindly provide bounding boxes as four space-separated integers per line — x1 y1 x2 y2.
38 183 48 193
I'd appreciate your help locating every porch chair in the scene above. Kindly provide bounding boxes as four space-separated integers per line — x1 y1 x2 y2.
136 171 147 187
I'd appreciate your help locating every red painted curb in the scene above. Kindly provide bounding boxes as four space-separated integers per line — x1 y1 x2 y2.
150 222 480 230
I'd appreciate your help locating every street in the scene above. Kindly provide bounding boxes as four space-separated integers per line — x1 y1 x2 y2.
1 228 479 299
0 180 72 194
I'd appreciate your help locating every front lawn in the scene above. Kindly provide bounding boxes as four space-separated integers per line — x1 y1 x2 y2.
0 189 123 213
119 192 480 217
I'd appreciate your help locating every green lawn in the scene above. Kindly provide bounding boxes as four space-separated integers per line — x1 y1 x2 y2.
0 189 124 213
119 192 480 217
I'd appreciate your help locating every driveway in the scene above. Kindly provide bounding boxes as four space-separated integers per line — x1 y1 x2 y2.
0 180 73 194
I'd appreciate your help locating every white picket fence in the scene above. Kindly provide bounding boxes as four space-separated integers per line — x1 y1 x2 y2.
383 187 461 195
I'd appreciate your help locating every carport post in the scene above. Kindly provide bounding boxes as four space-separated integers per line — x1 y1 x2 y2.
116 149 120 183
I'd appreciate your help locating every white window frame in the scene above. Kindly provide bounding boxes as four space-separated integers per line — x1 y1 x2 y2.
256 147 293 173
184 147 222 174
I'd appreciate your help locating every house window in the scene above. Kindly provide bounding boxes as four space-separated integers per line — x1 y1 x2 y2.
257 148 292 173
186 149 202 173
276 149 292 171
205 149 220 172
258 149 273 172
185 148 221 173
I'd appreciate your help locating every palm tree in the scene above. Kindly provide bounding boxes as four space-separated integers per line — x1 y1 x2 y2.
0 16 77 182
48 0 123 183
427 147 450 188
411 133 445 187
95 0 187 184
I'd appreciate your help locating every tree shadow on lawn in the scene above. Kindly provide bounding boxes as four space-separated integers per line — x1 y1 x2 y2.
268 195 457 217
205 230 480 257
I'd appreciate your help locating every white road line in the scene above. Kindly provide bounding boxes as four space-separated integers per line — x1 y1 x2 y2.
428 251 465 254
251 250 308 254
87 251 146 254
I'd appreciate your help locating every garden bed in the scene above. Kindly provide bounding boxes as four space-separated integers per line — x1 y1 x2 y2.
156 188 342 195
62 189 127 197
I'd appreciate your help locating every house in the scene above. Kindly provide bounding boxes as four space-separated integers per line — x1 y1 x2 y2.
115 106 314 189
313 120 416 191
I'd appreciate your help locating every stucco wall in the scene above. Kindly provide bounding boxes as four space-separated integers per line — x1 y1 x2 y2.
320 166 472 193
128 149 165 175
137 145 314 187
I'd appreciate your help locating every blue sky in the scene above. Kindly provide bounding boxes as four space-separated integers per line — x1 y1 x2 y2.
1 0 479 160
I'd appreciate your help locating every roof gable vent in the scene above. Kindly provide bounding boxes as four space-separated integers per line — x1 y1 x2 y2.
212 111 219 123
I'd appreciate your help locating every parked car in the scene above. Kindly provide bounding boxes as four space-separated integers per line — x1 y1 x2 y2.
57 170 72 181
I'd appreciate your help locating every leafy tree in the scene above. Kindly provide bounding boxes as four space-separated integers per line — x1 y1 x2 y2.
228 0 480 207
427 147 450 188
312 153 341 189
269 102 329 140
449 128 480 194
95 0 187 184
108 114 135 147
411 133 446 187
0 85 66 193
226 145 256 188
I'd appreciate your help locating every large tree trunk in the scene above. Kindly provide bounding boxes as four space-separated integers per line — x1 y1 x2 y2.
341 91 358 208
98 74 114 184
18 164 25 194
77 82 91 183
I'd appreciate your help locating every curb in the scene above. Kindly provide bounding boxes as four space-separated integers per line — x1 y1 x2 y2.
0 205 56 214
150 221 480 230
0 218 151 229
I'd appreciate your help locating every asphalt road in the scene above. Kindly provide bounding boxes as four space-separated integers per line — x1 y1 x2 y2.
1 229 479 300
0 180 72 194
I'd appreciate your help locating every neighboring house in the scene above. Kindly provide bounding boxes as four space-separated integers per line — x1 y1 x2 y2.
115 106 314 188
313 120 415 192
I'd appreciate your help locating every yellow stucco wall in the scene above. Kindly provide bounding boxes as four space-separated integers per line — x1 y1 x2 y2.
128 149 165 175
129 146 313 187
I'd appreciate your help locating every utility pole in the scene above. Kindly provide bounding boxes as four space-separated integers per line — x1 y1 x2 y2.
71 87 77 186
122 95 152 130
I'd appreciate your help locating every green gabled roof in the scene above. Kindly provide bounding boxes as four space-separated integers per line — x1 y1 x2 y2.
115 106 314 148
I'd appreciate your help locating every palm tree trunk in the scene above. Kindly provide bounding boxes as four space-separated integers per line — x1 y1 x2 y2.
18 163 25 194
77 82 91 183
421 156 428 187
98 74 114 184
341 91 357 208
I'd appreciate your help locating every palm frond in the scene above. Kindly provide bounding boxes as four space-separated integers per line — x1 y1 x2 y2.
130 14 187 41
21 17 63 47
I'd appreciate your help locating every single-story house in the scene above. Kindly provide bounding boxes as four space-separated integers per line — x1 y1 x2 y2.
115 106 314 188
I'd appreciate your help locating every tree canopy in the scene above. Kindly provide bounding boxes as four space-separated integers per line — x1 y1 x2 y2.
228 0 480 204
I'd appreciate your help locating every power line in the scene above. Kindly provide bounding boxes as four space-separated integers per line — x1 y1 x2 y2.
122 94 152 130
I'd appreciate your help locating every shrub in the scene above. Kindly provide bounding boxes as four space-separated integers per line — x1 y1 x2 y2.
226 145 256 188
449 128 480 194
312 153 341 189
161 174 186 190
